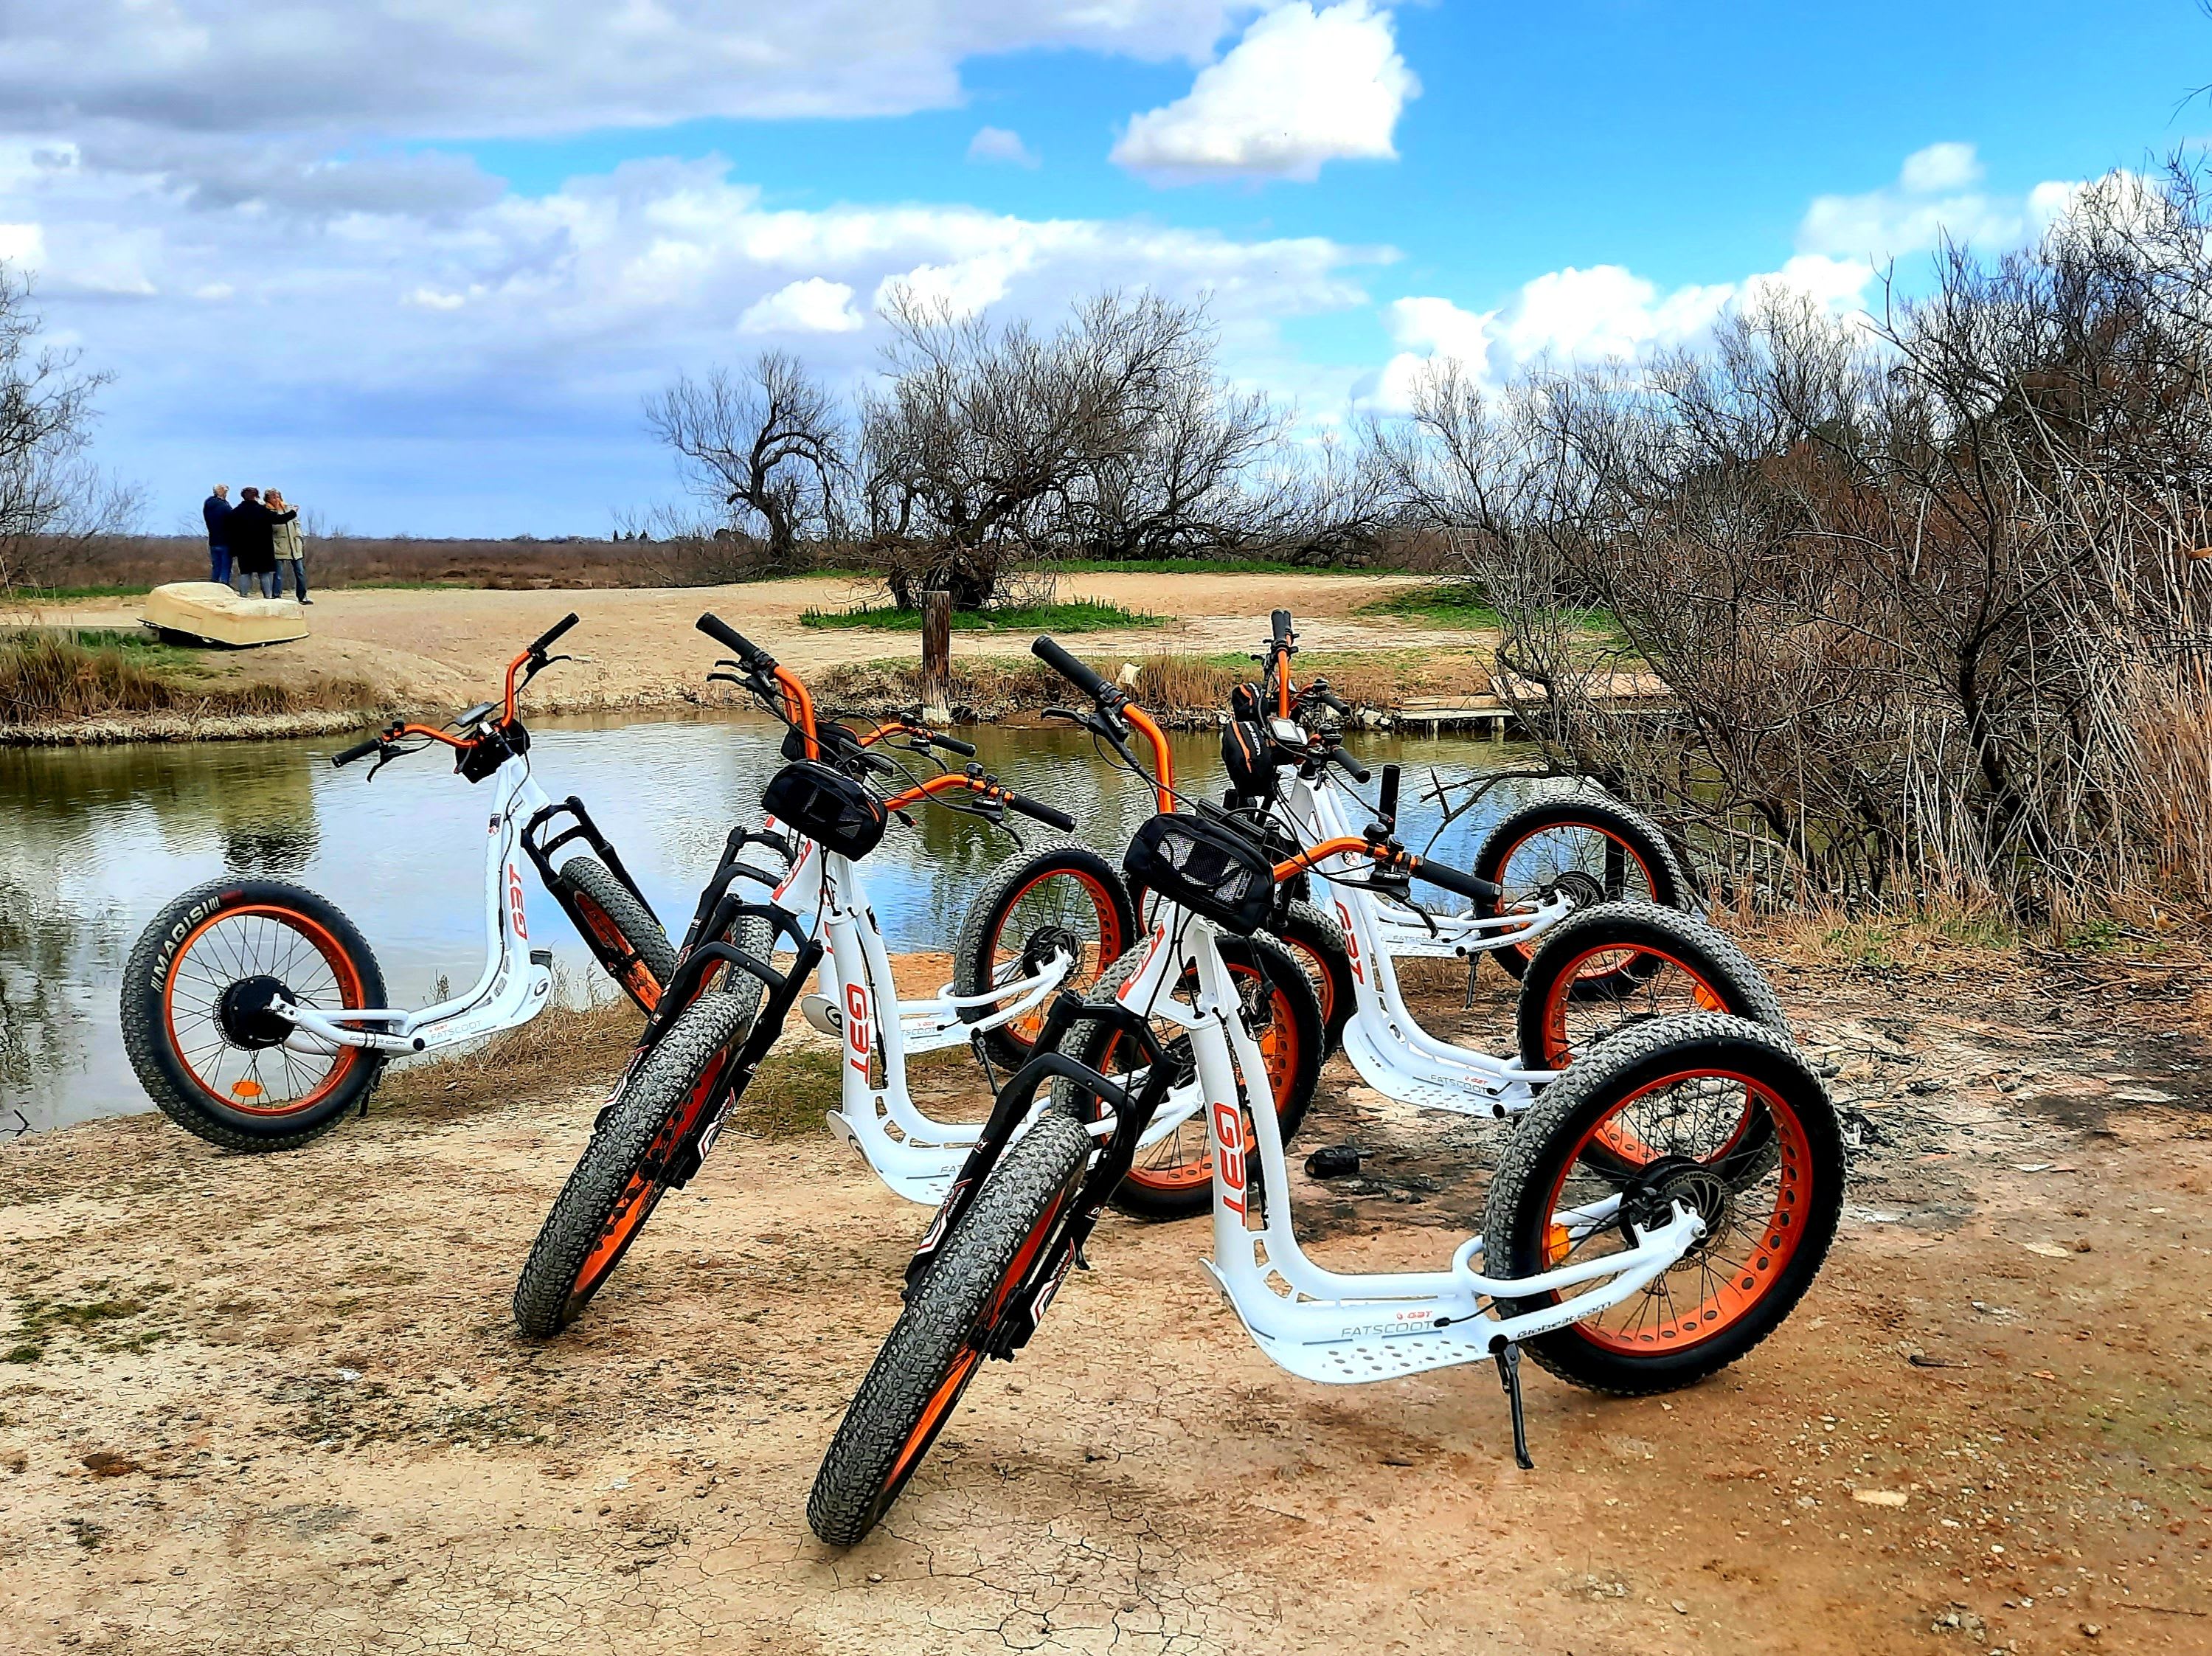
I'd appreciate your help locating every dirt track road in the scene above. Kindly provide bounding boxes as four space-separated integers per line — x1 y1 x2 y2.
2 952 2207 1654
24 572 1450 717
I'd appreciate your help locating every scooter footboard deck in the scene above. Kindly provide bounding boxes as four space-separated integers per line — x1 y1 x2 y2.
1200 1262 1497 1384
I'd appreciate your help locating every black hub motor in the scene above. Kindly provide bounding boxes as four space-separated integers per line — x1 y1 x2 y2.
1615 1154 1733 1256
216 976 298 1049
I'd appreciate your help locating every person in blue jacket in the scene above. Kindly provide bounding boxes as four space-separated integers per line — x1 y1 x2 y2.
202 485 234 586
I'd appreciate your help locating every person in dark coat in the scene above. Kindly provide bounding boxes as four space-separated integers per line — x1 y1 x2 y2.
222 487 297 598
202 485 233 586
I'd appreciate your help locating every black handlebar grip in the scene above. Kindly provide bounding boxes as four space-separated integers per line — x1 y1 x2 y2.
1271 609 1294 647
527 612 580 656
333 738 381 769
1008 791 1077 834
932 732 978 757
1379 762 1400 822
696 612 769 666
1325 745 1370 784
1408 855 1502 904
1031 636 1112 703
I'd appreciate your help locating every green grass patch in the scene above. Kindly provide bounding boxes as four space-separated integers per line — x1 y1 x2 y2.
15 583 156 601
1356 582 1505 627
738 1044 841 1140
800 598 1162 633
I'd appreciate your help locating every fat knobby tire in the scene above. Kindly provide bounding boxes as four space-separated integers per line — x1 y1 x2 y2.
808 1109 1092 1546
1474 794 1690 979
1483 1013 1844 1396
554 856 676 1014
119 877 387 1153
1264 899 1356 1057
951 838 1134 1071
511 988 755 1337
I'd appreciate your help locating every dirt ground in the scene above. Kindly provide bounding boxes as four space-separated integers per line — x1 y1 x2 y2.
2 938 2209 1655
16 572 1450 724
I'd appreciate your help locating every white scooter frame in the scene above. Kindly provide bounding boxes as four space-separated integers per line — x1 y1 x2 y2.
749 828 1234 1207
272 744 555 1058
1109 902 1702 1390
1271 765 1575 1118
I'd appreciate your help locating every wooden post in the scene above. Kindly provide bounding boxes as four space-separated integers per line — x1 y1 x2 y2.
920 589 952 724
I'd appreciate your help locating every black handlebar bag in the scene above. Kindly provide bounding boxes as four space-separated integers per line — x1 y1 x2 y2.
1123 812 1276 936
760 761 887 860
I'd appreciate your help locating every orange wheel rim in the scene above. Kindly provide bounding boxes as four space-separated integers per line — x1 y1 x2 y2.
1493 825 1655 960
568 1053 727 1305
992 867 1125 1045
1118 963 1297 1194
161 904 367 1116
1547 1070 1810 1355
575 895 661 1011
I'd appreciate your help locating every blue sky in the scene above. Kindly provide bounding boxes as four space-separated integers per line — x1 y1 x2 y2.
1 1 2205 537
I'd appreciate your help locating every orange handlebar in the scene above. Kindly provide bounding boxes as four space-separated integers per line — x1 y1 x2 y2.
1271 834 1396 884
881 771 1017 814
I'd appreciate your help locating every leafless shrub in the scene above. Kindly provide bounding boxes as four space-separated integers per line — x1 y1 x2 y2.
0 268 139 597
1389 163 2212 914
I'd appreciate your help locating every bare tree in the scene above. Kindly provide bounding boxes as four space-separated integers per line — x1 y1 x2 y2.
645 352 845 575
1 267 134 596
859 287 1218 608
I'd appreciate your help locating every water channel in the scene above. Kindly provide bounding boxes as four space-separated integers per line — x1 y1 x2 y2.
0 711 1550 1133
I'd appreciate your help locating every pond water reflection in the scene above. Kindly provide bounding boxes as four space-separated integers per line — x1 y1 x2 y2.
0 711 1550 1133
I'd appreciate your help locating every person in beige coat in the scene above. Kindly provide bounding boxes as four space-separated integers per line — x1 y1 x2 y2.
266 490 311 603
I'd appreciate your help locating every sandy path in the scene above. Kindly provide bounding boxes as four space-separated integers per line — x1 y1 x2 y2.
20 572 1466 718
1 957 2206 1654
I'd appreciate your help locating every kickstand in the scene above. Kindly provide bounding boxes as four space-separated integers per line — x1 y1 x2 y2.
1463 949 1480 1010
1494 1343 1534 1469
968 1030 1001 1091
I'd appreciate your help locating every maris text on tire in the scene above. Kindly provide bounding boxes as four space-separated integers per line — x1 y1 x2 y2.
119 877 388 1152
1484 1014 1843 1395
1472 794 1688 981
807 1109 1092 1545
511 989 755 1337
951 839 1134 1071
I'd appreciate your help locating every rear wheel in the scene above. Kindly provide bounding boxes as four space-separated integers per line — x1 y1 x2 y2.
808 1109 1092 1546
1516 902 1787 1182
1050 932 1322 1222
552 857 675 1014
952 841 1134 1070
1264 901 1355 1056
1473 795 1688 984
511 989 755 1337
1484 1014 1843 1395
120 878 387 1152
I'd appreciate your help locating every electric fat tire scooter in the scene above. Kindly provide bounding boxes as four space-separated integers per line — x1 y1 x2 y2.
807 797 1845 1545
511 612 1216 1337
1017 634 1789 1216
120 615 675 1153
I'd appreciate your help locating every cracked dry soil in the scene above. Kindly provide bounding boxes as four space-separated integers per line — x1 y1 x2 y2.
2 944 2209 1655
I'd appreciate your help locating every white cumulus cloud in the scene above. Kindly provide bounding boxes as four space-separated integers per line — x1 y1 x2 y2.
1798 142 2025 261
1112 0 1418 183
739 277 865 334
966 127 1040 168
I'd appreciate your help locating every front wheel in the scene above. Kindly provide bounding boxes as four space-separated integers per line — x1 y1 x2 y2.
1263 901 1355 1057
808 1109 1092 1546
1484 1014 1844 1395
552 856 676 1014
511 989 755 1337
119 878 388 1152
1473 794 1688 983
951 839 1135 1072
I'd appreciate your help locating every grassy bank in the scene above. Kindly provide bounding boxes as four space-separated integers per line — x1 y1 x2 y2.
817 644 1494 724
800 597 1161 633
0 628 384 729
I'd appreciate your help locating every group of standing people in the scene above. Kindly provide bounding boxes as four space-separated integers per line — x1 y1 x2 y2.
201 485 311 603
